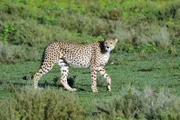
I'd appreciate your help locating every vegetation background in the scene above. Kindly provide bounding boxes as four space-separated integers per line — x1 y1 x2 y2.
0 0 180 119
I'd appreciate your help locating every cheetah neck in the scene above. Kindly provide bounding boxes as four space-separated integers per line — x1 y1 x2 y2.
99 41 110 54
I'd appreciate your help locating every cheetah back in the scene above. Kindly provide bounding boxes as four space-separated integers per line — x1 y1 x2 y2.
44 42 92 68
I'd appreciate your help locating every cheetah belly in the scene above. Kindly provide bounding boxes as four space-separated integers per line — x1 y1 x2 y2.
64 53 91 68
68 57 91 68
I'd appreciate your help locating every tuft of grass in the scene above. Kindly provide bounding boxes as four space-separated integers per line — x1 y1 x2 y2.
95 86 180 120
96 74 106 88
0 41 41 63
0 41 27 63
0 86 86 120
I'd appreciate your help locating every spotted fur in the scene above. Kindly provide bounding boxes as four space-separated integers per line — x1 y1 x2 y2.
33 38 118 92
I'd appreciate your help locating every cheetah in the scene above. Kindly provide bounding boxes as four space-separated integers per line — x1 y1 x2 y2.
33 38 118 93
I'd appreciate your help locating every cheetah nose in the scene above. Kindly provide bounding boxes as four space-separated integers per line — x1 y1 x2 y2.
107 46 109 49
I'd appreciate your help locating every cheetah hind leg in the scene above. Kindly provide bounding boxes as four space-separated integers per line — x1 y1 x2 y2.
60 66 77 92
33 62 54 89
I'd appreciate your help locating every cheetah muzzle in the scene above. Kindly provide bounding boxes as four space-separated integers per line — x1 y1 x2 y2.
33 38 118 93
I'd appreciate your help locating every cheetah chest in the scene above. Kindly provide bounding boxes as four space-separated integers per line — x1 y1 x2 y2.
99 53 110 66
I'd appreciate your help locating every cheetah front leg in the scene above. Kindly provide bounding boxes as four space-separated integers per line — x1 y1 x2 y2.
91 69 98 93
60 66 77 92
98 67 111 92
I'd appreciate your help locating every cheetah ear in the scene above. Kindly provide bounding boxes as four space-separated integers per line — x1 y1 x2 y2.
115 38 118 43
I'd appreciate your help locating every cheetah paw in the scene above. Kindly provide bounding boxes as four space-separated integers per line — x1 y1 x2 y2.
93 90 99 93
70 88 77 92
34 87 43 91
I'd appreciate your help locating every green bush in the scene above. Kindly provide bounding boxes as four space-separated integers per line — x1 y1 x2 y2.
95 86 180 120
0 41 41 63
0 41 27 63
155 0 180 20
0 23 16 44
0 0 180 63
0 87 86 120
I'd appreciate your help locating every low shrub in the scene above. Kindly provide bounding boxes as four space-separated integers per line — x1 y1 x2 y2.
110 20 172 52
0 0 179 64
155 0 180 20
95 86 180 120
0 41 41 63
0 87 86 120
0 41 27 63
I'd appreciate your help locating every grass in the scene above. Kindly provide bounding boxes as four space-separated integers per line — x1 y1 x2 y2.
0 0 180 119
95 86 180 119
0 0 180 63
0 52 180 118
0 87 86 120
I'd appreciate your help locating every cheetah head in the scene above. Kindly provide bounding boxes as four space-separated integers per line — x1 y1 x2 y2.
104 38 118 52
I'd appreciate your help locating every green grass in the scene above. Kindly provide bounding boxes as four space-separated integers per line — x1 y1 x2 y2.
0 0 180 63
0 87 86 120
0 0 180 119
0 53 180 116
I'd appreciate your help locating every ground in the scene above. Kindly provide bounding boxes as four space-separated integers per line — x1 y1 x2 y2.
0 52 180 113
